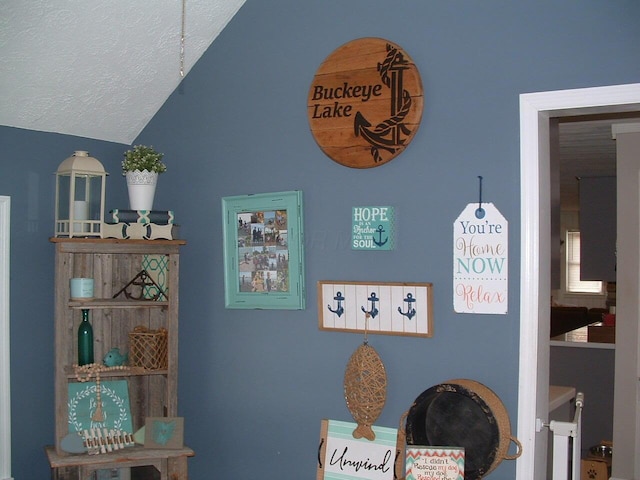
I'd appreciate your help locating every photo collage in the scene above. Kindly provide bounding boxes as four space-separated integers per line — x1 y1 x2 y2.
236 209 289 293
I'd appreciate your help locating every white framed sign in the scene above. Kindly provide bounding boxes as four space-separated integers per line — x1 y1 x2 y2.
318 281 433 337
406 446 464 480
316 419 402 480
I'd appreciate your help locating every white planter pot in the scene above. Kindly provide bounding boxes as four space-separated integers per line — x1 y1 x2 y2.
126 170 158 210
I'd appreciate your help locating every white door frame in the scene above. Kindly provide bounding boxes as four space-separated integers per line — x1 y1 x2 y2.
0 195 11 480
611 123 640 480
517 83 640 479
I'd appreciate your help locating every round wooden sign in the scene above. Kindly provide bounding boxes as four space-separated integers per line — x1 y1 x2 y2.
308 37 424 169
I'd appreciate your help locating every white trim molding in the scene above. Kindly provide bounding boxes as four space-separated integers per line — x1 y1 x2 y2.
0 195 11 480
517 84 640 480
612 122 640 138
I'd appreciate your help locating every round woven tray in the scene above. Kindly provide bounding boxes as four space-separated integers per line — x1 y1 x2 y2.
404 379 522 479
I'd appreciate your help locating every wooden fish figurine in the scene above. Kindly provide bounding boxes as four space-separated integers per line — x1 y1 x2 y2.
343 342 387 441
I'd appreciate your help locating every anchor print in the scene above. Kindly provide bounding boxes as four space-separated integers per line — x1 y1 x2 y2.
373 225 388 247
361 292 379 319
398 293 416 320
354 44 413 163
327 291 345 317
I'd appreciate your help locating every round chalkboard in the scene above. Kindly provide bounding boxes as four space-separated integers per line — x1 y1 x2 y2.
405 379 521 479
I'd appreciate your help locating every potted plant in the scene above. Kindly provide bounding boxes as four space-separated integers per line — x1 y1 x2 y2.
122 145 167 211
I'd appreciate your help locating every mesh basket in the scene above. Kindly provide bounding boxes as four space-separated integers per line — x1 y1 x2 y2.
128 326 168 370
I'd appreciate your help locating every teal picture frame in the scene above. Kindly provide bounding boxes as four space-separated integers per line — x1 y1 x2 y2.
222 190 305 309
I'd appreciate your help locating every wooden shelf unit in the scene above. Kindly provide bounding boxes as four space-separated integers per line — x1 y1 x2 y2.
48 238 192 479
46 445 194 480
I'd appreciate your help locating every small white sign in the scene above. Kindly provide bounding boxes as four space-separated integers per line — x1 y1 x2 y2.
453 202 508 314
406 446 464 480
317 419 399 480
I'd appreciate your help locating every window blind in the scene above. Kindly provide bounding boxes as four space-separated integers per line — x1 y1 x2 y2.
566 231 603 294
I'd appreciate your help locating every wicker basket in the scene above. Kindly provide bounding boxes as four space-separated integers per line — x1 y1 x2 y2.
403 378 522 480
128 326 168 370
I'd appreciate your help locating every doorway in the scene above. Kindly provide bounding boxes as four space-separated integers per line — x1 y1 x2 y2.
516 84 640 480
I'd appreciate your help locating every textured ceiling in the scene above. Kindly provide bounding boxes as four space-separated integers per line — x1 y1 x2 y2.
2 1 638 194
0 0 246 144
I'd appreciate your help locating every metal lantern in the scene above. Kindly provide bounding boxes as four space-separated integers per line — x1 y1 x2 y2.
55 151 108 237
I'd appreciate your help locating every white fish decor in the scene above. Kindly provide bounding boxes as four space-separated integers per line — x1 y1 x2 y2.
343 341 388 441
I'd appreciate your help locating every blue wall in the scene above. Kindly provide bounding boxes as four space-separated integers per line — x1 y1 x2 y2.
3 1 639 478
0 128 127 477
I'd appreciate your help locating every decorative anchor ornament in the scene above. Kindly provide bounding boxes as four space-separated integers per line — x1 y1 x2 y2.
373 225 388 247
328 291 345 317
361 292 379 319
398 293 416 320
112 270 167 301
354 44 413 163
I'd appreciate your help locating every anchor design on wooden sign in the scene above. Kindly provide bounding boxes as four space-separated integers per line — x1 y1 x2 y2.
361 292 379 319
327 291 345 317
398 293 416 320
354 44 413 163
372 225 388 247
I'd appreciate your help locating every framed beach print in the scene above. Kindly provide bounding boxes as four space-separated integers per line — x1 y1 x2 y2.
222 190 305 309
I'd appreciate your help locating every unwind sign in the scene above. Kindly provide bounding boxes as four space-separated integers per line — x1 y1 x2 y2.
453 203 508 314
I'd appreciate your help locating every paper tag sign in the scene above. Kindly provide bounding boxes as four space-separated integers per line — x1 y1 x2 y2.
453 202 508 314
352 206 395 250
406 447 464 480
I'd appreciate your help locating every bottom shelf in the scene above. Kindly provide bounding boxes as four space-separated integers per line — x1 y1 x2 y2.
46 445 194 480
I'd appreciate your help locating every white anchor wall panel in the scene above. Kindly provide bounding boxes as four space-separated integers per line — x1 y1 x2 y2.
318 281 433 337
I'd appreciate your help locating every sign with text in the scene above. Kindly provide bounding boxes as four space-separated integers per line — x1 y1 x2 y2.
453 202 508 314
406 447 464 480
316 419 401 480
308 38 424 169
352 206 395 251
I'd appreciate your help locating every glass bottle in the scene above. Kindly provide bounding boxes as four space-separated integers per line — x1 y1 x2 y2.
77 309 94 365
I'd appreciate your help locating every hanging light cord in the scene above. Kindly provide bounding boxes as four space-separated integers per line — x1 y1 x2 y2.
180 0 186 77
